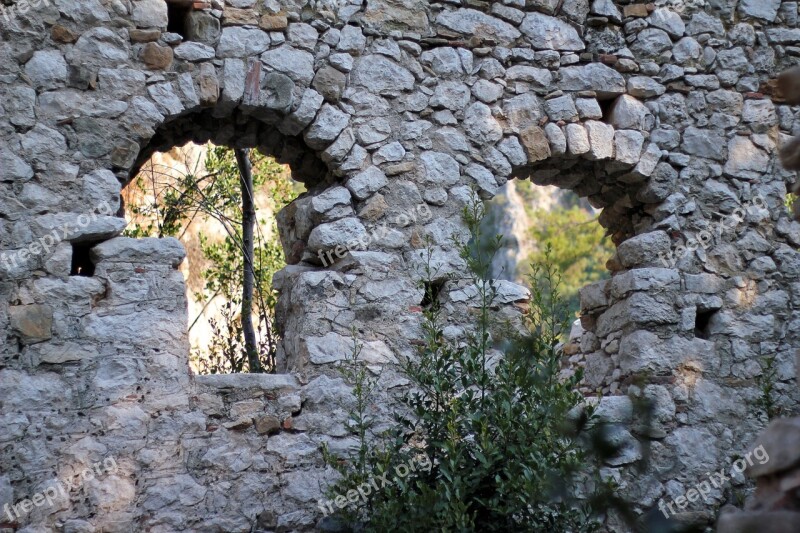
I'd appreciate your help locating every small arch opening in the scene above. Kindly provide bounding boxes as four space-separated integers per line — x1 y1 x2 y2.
420 279 446 310
70 242 97 277
694 308 717 340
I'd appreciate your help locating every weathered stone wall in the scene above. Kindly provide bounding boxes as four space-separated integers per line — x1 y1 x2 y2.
2 0 800 531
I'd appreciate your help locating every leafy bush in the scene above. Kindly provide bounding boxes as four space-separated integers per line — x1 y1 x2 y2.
322 202 619 532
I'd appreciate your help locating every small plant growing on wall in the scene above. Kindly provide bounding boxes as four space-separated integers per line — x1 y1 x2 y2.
322 199 623 531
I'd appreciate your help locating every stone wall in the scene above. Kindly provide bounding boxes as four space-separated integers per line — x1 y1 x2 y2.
2 0 800 531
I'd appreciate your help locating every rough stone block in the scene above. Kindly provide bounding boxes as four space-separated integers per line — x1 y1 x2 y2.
616 231 671 268
91 237 186 267
9 304 53 344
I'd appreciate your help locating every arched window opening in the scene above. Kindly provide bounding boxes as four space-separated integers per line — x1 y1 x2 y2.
486 181 614 317
123 142 304 375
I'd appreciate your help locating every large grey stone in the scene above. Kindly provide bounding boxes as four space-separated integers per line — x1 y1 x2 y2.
464 102 502 143
421 151 461 186
520 12 585 51
607 95 653 131
131 0 168 28
559 63 625 98
351 55 414 93
217 27 270 58
346 166 389 200
25 50 67 90
312 65 347 103
262 46 314 85
174 42 215 62
91 237 186 266
738 0 781 21
70 27 129 67
363 0 430 32
437 8 521 44
307 218 369 252
9 305 53 344
631 29 673 59
724 137 769 180
280 89 324 136
303 104 349 149
617 231 671 268
681 127 726 161
647 8 685 38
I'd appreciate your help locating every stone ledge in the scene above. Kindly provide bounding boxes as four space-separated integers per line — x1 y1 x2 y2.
195 373 300 392
91 237 186 267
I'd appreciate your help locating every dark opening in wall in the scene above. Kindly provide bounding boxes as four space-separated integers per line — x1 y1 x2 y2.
420 280 445 310
599 97 615 122
167 1 191 38
694 309 716 340
70 243 96 277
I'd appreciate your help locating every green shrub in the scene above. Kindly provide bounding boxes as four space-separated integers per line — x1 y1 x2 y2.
322 201 619 532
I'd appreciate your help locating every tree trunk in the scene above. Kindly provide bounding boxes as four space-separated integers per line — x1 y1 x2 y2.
235 148 262 373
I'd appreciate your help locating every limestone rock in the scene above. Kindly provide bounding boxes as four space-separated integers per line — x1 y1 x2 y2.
724 137 769 180
132 0 168 28
217 27 270 58
585 120 615 160
631 28 673 59
91 237 186 266
559 63 626 98
307 218 369 253
436 8 521 44
262 46 315 86
351 55 414 93
464 102 503 143
9 305 53 344
607 95 653 131
565 123 590 156
304 104 349 149
520 12 585 51
617 231 671 268
25 50 67 90
346 166 389 200
280 89 324 136
312 65 347 103
174 42 215 62
739 0 781 21
421 151 461 186
647 8 685 38
71 27 129 67
187 11 221 44
363 0 430 32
